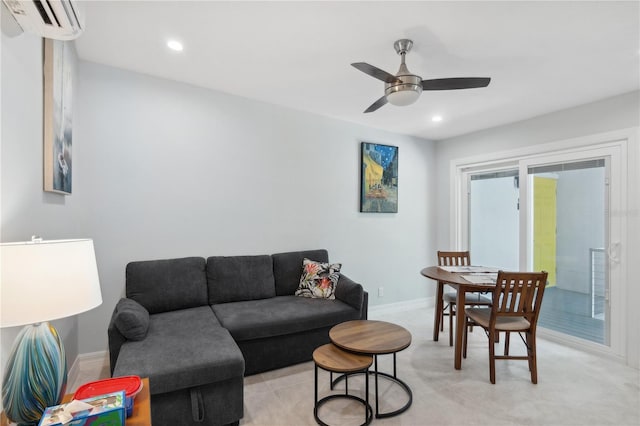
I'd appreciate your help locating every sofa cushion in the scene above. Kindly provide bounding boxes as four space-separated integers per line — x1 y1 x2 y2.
206 255 276 304
113 298 149 341
272 249 329 296
113 306 244 395
212 295 360 341
126 257 208 314
295 258 341 299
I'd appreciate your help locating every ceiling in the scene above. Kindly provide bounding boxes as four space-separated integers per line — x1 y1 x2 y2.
74 1 640 141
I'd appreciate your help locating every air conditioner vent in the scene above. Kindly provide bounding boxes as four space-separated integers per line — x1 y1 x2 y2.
3 0 84 40
33 1 54 25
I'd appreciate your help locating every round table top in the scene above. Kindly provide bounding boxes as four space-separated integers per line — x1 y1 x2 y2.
329 320 412 355
420 266 469 284
313 343 373 373
420 266 497 290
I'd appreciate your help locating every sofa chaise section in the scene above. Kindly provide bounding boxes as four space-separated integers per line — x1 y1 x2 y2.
109 257 244 426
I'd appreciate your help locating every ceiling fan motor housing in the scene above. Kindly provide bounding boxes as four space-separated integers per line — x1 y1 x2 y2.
385 62 422 106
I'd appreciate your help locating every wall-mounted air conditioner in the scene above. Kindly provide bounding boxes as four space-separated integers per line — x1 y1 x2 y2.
2 0 84 40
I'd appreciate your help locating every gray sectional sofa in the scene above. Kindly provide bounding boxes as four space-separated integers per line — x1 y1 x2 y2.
108 249 367 426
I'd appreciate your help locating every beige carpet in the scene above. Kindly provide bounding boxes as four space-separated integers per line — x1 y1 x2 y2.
74 307 640 425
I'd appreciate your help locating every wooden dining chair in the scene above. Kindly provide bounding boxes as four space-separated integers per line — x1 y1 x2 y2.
437 251 492 346
463 270 548 384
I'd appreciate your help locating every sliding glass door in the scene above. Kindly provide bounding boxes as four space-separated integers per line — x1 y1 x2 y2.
525 159 608 345
461 142 625 353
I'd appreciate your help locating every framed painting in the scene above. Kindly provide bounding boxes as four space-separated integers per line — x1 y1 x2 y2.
360 142 398 213
43 38 73 194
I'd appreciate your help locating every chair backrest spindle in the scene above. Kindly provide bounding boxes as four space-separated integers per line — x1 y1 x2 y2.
437 251 471 267
492 271 547 325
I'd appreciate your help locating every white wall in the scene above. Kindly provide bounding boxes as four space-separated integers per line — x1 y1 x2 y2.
0 33 82 389
70 62 436 354
435 91 640 368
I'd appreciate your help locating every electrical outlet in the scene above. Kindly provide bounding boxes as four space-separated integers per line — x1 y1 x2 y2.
378 287 384 297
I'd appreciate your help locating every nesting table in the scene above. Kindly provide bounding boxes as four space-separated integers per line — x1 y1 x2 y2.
329 320 412 419
313 343 373 426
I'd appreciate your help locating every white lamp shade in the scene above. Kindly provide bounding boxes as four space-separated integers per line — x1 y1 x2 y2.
1 239 102 327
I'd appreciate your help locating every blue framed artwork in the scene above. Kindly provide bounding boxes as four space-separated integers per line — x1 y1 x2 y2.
360 142 398 213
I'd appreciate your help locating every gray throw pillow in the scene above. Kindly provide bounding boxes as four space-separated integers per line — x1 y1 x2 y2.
114 298 150 341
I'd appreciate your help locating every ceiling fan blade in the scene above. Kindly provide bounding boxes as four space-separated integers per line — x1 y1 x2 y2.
352 62 401 84
364 96 388 113
421 77 491 91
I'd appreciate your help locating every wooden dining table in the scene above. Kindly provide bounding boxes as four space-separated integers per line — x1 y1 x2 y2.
420 266 496 370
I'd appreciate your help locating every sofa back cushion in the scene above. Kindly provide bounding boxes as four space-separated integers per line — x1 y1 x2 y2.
207 255 276 304
272 249 329 296
126 257 208 314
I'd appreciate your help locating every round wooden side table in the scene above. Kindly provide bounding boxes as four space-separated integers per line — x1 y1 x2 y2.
312 343 373 426
329 320 412 419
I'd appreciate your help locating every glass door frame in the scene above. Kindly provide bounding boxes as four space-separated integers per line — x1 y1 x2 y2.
452 135 628 361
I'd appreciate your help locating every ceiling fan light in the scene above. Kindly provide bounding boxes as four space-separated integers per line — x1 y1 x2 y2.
386 88 421 106
385 75 422 107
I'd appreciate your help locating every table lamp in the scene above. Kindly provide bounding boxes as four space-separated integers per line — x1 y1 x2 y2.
1 237 102 425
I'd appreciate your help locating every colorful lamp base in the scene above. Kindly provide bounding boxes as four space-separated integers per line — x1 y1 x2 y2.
2 322 67 425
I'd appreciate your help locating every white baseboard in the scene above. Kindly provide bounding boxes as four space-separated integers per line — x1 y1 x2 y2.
368 297 434 317
68 359 80 391
68 351 109 389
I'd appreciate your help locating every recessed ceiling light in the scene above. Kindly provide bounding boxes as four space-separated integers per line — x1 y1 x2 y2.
167 40 183 52
432 115 443 122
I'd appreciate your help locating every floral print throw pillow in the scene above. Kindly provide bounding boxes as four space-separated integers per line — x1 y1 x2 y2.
295 258 342 299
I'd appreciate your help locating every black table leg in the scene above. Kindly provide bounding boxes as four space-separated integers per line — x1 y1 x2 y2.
331 353 412 419
314 365 373 426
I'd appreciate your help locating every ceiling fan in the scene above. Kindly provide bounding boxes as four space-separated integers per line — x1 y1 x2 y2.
352 39 491 113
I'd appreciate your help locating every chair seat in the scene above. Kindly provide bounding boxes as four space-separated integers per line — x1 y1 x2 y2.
465 307 531 331
444 292 492 305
